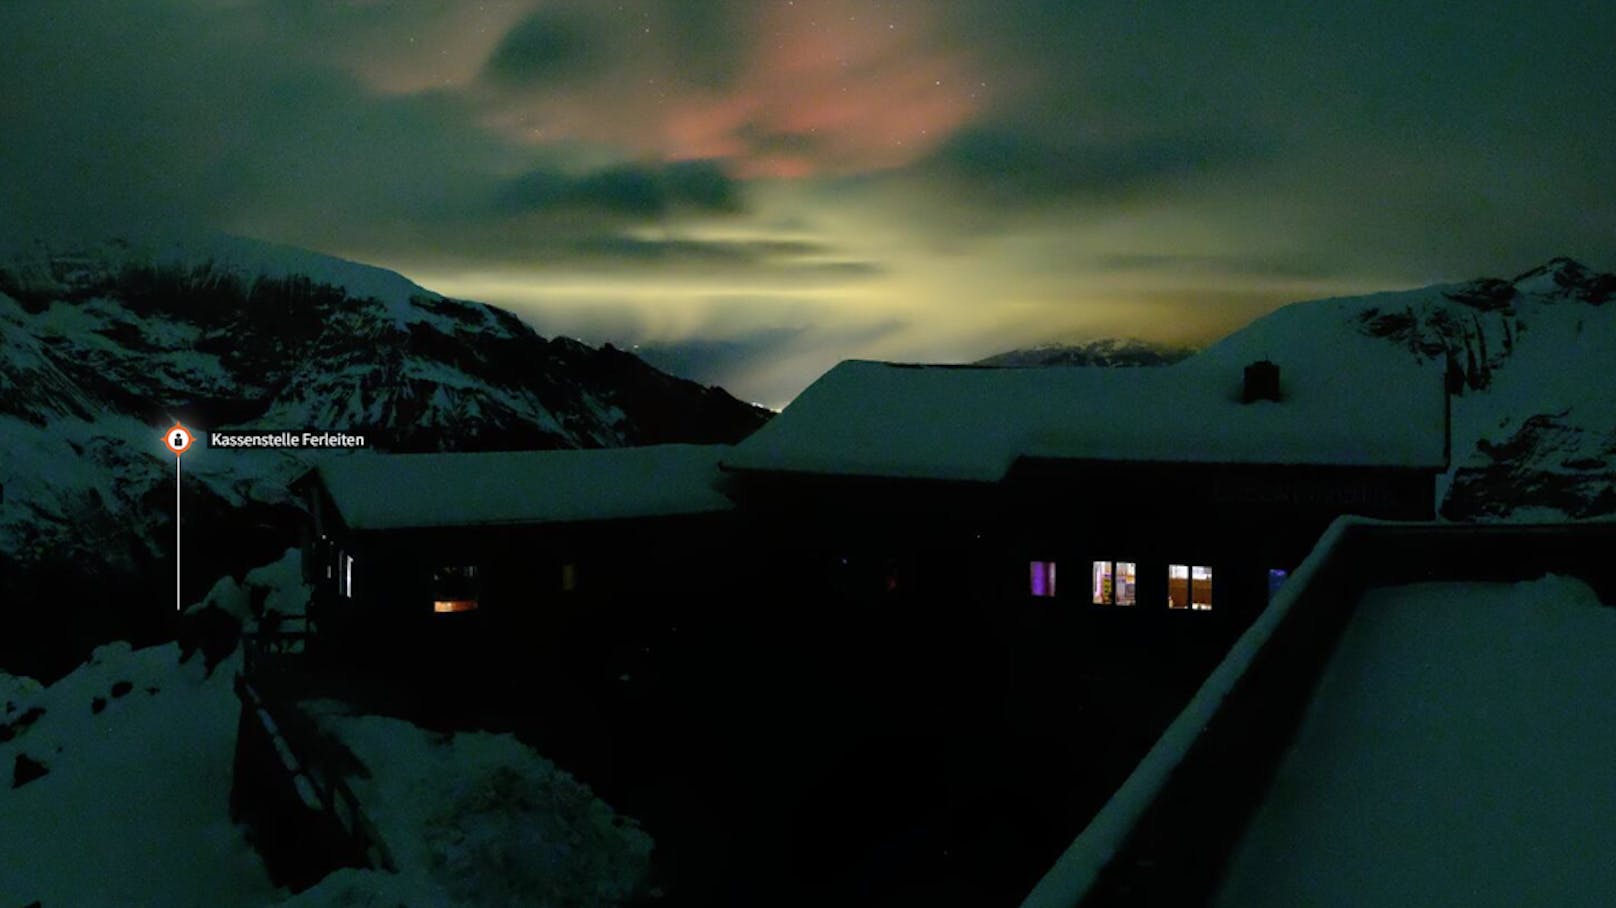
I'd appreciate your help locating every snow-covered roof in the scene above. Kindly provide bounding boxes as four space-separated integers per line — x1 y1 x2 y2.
723 349 1449 482
310 444 733 531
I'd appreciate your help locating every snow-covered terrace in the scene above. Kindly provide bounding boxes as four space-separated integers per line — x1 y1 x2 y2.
1214 575 1616 906
306 443 734 532
722 352 1448 483
1020 518 1616 908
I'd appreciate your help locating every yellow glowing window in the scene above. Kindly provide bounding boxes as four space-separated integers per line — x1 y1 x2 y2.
433 599 478 613
1093 561 1111 604
1114 561 1137 606
1092 561 1137 606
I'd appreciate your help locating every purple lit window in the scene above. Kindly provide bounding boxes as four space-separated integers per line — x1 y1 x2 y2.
1030 561 1057 597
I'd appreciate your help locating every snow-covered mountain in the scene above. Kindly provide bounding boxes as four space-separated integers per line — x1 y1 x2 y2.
976 337 1196 368
0 234 769 677
1192 257 1615 521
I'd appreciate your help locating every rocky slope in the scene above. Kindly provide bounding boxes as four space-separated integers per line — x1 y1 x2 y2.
0 234 769 677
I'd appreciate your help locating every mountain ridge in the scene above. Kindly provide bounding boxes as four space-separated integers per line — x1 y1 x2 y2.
975 337 1197 368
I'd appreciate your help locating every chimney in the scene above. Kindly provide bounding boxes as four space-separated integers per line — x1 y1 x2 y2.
1242 359 1281 403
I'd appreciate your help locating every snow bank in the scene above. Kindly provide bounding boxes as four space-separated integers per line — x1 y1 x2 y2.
1 670 43 711
180 549 308 670
287 706 654 907
182 549 305 622
248 548 309 618
1 544 647 906
0 643 280 906
190 574 253 621
1215 575 1616 907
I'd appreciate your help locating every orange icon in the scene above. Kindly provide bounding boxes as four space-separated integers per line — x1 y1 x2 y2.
164 423 195 456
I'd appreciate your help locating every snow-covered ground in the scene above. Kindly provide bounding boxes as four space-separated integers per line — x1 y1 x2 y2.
281 709 653 908
0 643 280 906
2 550 653 906
1215 575 1616 907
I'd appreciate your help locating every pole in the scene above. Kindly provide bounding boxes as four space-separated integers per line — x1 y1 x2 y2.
176 454 181 611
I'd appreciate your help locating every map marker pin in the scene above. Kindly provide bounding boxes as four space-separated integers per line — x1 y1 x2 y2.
164 423 194 609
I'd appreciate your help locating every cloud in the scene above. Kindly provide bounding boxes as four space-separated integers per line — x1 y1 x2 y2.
614 315 909 408
0 0 526 245
1088 253 1337 282
481 8 605 87
658 0 751 90
631 328 809 387
557 236 879 276
492 160 741 218
465 0 987 179
386 229 885 288
921 127 1267 205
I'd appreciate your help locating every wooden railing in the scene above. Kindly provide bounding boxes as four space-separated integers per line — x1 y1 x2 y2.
240 614 311 672
233 614 396 890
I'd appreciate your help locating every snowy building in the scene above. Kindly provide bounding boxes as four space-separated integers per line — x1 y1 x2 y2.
721 355 1449 615
292 444 735 644
290 353 1449 631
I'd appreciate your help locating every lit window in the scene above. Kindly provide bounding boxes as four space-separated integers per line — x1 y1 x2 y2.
1092 561 1137 606
1169 564 1213 610
1168 564 1190 608
337 553 355 599
1268 568 1289 600
431 565 480 614
1192 566 1214 610
1030 561 1057 597
561 562 578 592
1115 561 1137 606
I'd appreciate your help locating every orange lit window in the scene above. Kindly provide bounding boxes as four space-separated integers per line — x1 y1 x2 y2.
431 565 480 614
1192 566 1213 610
1169 565 1213 610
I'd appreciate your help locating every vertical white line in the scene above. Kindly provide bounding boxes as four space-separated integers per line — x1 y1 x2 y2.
176 455 181 611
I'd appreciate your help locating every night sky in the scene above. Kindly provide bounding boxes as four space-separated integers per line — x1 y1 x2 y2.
4 1 1613 406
